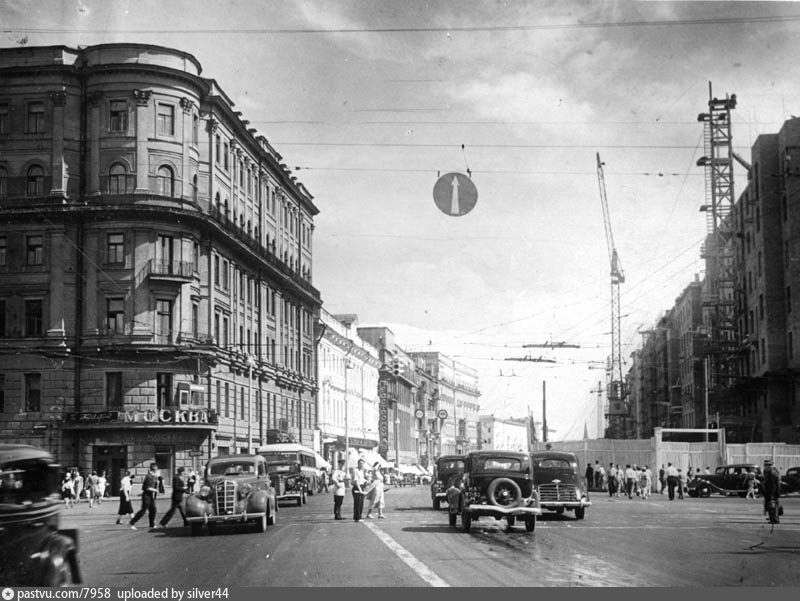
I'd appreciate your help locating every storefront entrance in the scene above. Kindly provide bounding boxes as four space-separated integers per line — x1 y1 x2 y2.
92 444 127 497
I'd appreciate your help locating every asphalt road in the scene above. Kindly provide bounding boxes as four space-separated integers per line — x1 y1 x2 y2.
61 485 800 587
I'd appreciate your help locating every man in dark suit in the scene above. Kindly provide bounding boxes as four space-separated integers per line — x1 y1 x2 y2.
157 466 187 528
130 463 160 530
763 460 781 524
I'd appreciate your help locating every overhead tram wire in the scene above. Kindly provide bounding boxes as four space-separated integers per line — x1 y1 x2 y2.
8 14 800 35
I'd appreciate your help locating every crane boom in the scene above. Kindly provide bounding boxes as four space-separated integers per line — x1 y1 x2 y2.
596 153 627 438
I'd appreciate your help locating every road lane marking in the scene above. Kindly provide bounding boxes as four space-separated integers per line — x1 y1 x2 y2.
363 520 450 587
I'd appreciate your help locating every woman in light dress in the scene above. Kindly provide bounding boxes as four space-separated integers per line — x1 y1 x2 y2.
365 462 386 519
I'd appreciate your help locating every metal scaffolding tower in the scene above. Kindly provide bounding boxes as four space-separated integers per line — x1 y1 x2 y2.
696 83 746 423
596 153 627 438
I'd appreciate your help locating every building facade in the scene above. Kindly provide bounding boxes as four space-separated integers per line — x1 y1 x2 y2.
316 311 380 465
0 44 321 490
477 415 529 452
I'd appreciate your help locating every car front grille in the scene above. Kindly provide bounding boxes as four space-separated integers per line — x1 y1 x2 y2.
538 483 579 502
214 480 237 514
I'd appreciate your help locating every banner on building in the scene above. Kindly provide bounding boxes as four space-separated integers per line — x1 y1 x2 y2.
378 380 389 459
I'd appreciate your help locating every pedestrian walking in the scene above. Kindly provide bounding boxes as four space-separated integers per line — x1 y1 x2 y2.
365 463 386 519
624 464 636 499
351 458 367 522
666 462 678 501
318 467 330 493
95 470 107 504
597 464 607 492
585 463 594 491
87 471 99 508
157 466 187 528
61 472 75 509
130 463 160 530
659 464 666 495
331 459 346 520
677 469 685 500
607 463 617 498
744 467 757 500
116 470 134 524
72 470 84 504
594 460 602 489
639 467 651 499
187 469 197 494
762 460 781 524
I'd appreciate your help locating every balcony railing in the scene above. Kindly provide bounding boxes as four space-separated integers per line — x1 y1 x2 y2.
145 259 195 282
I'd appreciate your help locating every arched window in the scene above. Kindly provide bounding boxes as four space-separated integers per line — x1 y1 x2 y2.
192 173 198 202
156 165 174 197
224 198 229 220
0 166 7 198
26 165 44 197
108 163 128 194
215 192 221 213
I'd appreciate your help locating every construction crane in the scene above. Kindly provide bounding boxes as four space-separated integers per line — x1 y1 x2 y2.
596 153 627 438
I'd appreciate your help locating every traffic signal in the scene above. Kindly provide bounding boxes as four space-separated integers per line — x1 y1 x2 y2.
392 359 400 377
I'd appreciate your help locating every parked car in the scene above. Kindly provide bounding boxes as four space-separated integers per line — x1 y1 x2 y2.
530 451 591 520
687 464 762 498
0 444 82 586
431 455 465 510
446 450 542 532
781 466 800 495
266 460 307 506
185 454 277 535
258 443 319 496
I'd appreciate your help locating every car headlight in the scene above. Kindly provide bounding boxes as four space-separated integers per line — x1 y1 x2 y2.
198 485 211 499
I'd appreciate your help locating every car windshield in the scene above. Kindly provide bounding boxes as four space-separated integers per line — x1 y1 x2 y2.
439 460 464 471
0 461 53 504
474 457 522 472
536 458 574 470
208 461 256 476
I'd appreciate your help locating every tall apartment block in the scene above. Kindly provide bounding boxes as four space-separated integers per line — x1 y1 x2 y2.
0 44 321 490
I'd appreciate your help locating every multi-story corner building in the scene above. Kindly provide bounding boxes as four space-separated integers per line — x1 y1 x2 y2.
0 44 321 490
477 414 529 452
316 311 380 465
672 277 705 428
355 327 420 467
410 352 480 456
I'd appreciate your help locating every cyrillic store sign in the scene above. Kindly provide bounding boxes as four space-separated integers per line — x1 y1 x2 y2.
66 409 218 425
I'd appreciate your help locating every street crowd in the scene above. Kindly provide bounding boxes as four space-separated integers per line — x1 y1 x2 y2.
584 458 784 524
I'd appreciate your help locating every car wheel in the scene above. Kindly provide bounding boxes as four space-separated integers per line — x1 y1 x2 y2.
449 511 457 526
462 511 472 533
487 477 522 508
525 516 536 532
699 485 711 498
190 523 203 537
575 507 585 520
433 498 441 511
506 515 516 527
268 506 277 526
258 512 267 533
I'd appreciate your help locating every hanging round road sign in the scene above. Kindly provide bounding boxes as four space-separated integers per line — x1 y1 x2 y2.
437 409 448 420
433 172 478 216
414 409 425 420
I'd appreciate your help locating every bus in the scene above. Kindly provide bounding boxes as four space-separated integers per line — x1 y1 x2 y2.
257 443 320 495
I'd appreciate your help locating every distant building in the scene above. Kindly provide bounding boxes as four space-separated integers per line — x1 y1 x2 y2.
478 415 529 451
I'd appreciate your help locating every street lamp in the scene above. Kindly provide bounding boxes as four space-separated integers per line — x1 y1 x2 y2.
246 354 255 454
344 355 353 481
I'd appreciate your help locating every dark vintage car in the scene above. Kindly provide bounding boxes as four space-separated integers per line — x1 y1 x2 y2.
0 444 82 586
430 454 465 510
530 451 591 520
781 466 800 495
687 464 762 498
446 450 542 532
185 454 277 535
266 461 308 506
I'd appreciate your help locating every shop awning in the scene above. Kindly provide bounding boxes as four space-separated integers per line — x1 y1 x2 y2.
360 450 391 469
398 464 422 475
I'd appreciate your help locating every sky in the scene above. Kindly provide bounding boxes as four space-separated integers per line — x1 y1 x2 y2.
4 0 800 441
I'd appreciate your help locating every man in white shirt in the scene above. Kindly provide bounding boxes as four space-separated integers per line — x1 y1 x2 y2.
331 460 346 520
666 462 679 501
351 459 367 522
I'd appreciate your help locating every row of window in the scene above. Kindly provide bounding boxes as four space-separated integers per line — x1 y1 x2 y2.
0 101 45 135
0 165 46 197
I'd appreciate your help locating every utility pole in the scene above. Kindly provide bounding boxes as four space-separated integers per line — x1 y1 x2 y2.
542 381 548 444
